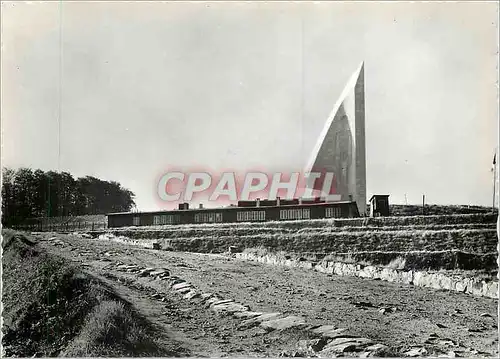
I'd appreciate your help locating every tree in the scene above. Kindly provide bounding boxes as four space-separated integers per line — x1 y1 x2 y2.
1 167 136 226
1 168 16 226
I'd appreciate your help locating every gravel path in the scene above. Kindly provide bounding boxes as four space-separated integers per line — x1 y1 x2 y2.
38 234 498 357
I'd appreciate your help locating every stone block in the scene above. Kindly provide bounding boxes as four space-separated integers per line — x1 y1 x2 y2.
260 315 306 331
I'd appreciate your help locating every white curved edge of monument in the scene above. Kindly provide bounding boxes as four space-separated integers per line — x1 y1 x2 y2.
304 61 365 175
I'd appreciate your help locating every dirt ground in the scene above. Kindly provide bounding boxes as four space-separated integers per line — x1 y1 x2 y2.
36 233 498 357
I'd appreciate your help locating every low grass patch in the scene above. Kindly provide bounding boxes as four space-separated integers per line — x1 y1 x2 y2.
389 204 496 216
61 300 166 357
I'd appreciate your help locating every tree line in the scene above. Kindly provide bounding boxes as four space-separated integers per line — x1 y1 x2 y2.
2 167 136 226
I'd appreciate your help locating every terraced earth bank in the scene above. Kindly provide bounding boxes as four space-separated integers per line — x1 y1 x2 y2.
33 213 499 358
97 214 498 258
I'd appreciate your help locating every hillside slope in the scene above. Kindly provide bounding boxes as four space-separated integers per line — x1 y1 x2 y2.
1 230 188 357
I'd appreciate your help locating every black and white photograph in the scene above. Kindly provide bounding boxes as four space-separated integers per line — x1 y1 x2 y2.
1 1 499 357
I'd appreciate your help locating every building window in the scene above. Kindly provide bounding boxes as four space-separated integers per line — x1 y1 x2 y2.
153 214 180 225
237 210 265 222
133 216 140 226
194 212 223 223
279 208 312 220
325 207 342 218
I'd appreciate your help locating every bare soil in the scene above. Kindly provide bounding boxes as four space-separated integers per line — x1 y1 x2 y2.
36 233 498 357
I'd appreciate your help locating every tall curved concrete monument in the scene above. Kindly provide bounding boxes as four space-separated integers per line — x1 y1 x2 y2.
305 62 366 215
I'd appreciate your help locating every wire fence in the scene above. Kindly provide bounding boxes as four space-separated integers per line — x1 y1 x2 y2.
13 221 107 232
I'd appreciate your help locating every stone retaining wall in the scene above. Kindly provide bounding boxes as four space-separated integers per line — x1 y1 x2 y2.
236 252 499 299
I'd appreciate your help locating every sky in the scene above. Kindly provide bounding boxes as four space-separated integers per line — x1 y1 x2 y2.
1 1 498 211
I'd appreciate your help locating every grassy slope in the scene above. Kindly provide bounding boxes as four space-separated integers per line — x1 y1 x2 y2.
95 213 497 271
1 229 185 357
389 204 496 216
105 213 497 233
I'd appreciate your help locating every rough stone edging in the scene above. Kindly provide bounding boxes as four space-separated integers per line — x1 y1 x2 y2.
235 252 499 299
107 260 391 357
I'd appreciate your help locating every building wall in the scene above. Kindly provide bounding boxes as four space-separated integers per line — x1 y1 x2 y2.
107 202 359 228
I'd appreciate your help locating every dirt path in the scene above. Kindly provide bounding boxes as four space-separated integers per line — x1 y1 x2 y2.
38 234 498 357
